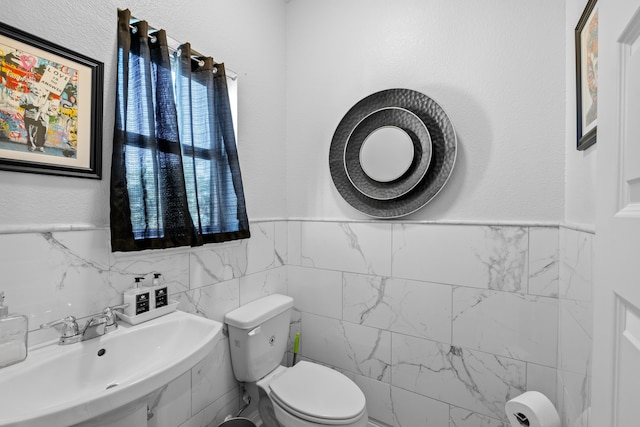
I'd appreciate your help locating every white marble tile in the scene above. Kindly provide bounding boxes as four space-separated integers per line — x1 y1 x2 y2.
0 220 589 427
526 363 557 409
190 243 246 288
0 230 112 332
245 221 279 274
189 222 281 289
191 335 238 416
176 279 240 323
287 221 301 266
238 266 287 305
559 228 593 302
353 374 449 427
274 220 287 267
180 388 240 427
557 370 591 427
554 371 566 427
391 334 525 422
343 273 452 343
528 227 559 297
559 267 592 303
390 385 450 427
352 374 394 425
557 298 592 376
109 250 190 295
288 266 343 319
452 287 558 367
449 407 508 427
560 228 592 279
392 224 528 292
557 227 593 427
149 371 192 427
300 222 392 276
300 312 391 382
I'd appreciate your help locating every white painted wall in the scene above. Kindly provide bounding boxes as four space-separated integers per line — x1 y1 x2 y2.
285 0 566 221
0 0 288 227
565 0 597 226
1 0 571 225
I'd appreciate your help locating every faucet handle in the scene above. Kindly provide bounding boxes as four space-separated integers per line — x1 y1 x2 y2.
40 315 79 336
103 303 129 327
40 315 81 344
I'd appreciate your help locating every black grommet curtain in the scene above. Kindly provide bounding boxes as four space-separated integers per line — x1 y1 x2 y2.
110 9 250 252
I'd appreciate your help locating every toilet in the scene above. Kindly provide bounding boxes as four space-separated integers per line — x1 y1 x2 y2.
224 294 368 427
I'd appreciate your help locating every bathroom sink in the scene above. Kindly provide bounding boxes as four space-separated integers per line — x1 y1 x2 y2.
0 310 223 427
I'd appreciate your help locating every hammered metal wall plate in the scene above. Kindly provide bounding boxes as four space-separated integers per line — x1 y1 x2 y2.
329 88 457 218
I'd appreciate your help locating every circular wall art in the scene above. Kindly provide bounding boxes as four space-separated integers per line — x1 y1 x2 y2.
329 88 457 218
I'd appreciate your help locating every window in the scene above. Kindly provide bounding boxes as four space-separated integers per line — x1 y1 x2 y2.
110 10 249 252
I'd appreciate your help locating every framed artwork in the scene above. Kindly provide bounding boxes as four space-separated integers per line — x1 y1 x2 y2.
0 22 103 178
575 0 598 151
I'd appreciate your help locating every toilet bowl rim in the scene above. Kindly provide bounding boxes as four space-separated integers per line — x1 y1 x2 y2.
270 392 368 425
256 363 366 424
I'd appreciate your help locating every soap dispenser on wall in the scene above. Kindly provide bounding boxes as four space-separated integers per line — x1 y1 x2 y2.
0 292 28 369
123 277 151 317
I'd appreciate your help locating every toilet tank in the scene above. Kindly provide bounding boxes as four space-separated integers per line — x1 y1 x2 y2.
224 294 294 382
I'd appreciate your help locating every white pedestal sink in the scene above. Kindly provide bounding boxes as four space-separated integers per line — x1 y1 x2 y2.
0 310 223 427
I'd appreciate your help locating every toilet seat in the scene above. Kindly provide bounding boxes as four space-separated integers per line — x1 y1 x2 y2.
271 396 366 426
269 361 366 424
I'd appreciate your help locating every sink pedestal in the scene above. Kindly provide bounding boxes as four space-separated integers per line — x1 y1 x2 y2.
73 399 147 427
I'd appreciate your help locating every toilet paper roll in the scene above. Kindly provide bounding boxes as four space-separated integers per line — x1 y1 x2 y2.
505 391 561 427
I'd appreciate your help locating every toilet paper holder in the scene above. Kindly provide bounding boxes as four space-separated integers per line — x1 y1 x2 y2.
505 391 560 427
514 412 530 426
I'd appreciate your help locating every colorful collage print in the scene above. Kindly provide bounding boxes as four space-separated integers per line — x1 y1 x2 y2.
0 43 78 158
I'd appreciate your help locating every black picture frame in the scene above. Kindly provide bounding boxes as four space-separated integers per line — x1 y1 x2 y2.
0 22 103 179
575 0 598 151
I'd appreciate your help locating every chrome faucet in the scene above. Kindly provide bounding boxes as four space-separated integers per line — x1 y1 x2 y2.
102 303 128 334
40 315 81 345
40 303 129 345
81 314 108 340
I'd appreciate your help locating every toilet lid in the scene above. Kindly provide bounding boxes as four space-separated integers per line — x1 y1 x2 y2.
269 361 366 422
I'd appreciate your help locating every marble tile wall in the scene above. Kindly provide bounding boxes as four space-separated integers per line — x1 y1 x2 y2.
289 221 561 426
0 221 287 427
1 219 593 427
557 226 593 427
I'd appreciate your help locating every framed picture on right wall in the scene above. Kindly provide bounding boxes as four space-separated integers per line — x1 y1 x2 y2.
575 0 598 151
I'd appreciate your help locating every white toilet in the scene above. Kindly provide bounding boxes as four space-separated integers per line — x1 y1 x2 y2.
224 294 368 427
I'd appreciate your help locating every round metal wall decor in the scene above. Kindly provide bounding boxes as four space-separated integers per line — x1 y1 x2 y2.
329 88 457 218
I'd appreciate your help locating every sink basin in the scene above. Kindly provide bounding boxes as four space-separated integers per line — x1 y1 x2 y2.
0 310 223 427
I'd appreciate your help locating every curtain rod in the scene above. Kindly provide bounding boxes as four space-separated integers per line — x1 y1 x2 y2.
128 17 237 81
128 24 204 65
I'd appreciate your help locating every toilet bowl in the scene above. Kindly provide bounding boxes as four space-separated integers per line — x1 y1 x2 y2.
224 294 368 427
259 363 368 427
